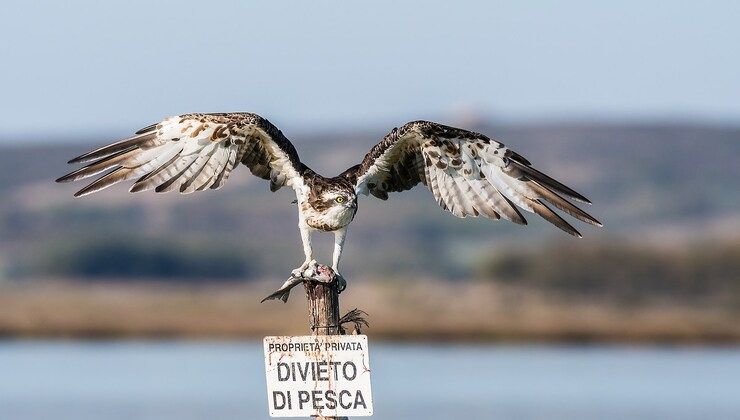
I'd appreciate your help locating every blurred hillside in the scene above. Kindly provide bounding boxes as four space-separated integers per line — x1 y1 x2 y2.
1 120 739 341
2 121 738 279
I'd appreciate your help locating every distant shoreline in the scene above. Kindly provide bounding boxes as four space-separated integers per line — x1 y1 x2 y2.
3 331 737 346
2 280 737 345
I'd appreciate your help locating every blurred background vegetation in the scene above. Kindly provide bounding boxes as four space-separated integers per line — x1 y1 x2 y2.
1 122 738 341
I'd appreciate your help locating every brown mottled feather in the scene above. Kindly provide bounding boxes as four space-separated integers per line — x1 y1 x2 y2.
59 112 309 197
345 120 598 236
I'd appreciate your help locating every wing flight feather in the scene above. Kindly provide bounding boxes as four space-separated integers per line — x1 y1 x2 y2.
344 121 601 236
57 113 307 198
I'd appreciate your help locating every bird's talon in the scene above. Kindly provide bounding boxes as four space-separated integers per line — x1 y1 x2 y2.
291 260 312 278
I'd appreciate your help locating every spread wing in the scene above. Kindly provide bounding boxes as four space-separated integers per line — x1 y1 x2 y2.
57 113 308 197
343 121 602 237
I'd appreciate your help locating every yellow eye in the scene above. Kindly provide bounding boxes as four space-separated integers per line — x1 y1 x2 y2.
335 196 346 203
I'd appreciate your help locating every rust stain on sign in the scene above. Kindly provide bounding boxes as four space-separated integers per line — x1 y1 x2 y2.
263 335 373 417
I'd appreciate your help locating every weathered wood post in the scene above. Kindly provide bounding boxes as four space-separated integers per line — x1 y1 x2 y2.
305 276 347 420
305 278 342 336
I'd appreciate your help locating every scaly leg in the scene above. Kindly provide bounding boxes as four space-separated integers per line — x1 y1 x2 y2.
332 227 348 291
291 222 317 278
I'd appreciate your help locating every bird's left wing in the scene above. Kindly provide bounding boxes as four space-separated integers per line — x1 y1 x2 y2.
342 121 602 237
57 113 307 197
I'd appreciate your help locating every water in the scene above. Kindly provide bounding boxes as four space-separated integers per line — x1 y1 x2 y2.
0 341 738 420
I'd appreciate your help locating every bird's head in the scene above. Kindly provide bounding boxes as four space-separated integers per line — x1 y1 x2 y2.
306 178 358 228
322 185 357 211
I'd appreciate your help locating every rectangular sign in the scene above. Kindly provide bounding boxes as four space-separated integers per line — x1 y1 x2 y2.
263 335 373 417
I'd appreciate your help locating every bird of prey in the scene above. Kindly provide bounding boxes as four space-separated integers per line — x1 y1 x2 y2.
57 112 602 283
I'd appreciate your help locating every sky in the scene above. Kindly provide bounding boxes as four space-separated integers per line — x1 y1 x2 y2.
1 1 739 139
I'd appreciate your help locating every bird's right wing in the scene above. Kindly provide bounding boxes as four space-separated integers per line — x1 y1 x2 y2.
57 112 308 197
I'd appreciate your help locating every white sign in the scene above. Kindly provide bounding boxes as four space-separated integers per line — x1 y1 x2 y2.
263 335 373 417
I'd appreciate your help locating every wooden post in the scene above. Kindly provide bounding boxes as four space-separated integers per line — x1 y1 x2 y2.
305 279 342 336
304 278 348 420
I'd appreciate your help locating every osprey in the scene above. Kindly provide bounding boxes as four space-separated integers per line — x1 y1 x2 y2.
57 112 602 283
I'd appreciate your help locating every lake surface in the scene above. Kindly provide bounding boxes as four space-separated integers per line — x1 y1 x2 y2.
0 341 738 420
